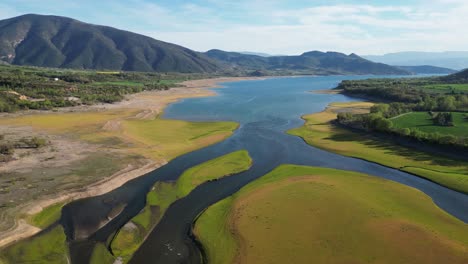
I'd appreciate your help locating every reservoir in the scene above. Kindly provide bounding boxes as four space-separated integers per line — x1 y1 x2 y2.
61 76 468 263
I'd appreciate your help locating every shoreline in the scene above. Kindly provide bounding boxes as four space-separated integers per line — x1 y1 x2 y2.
0 76 265 248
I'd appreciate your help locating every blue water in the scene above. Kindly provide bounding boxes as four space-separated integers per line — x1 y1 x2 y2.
62 76 468 264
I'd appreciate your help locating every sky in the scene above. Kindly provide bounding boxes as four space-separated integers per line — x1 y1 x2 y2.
1 0 467 55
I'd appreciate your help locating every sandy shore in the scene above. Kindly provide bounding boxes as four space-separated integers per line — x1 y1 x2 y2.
0 76 265 248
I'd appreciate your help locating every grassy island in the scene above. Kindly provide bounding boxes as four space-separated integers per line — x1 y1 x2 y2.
195 165 468 264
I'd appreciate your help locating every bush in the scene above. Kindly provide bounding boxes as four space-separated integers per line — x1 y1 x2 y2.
433 112 454 126
0 143 14 155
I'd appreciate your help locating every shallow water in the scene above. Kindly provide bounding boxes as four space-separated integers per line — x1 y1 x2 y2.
60 76 468 264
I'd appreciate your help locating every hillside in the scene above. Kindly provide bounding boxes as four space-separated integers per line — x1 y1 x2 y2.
364 52 468 70
440 68 468 82
0 14 411 75
205 49 410 75
396 65 457 74
0 14 223 73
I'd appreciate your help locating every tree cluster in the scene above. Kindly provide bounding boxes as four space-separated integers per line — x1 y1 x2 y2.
337 106 467 149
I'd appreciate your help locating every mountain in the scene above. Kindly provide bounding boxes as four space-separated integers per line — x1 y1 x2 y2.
395 65 457 74
205 49 410 75
0 14 223 73
364 52 468 70
440 68 468 82
239 51 274 57
0 14 410 75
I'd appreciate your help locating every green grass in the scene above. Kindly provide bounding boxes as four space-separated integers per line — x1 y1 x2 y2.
28 202 65 228
194 198 237 264
176 150 252 197
90 243 115 264
195 165 468 264
392 112 468 136
110 150 252 263
287 102 468 194
423 83 468 93
122 119 238 160
94 81 144 87
0 226 68 264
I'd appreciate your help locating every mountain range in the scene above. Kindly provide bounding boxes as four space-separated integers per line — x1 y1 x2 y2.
0 14 436 76
0 14 222 73
204 49 409 75
364 52 468 70
395 65 457 74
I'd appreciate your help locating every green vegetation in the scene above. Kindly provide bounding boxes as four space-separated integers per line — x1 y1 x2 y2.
0 134 48 161
121 119 239 161
194 198 237 264
0 106 238 235
110 150 252 263
338 77 468 111
393 112 468 136
424 83 468 93
90 243 115 264
0 64 194 112
336 103 468 149
288 102 468 194
195 165 468 264
0 226 68 264
28 202 65 228
176 150 252 197
0 14 223 73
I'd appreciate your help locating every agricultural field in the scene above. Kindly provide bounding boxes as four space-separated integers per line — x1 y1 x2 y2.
195 165 468 264
287 102 468 194
109 150 252 263
423 83 468 93
392 111 468 137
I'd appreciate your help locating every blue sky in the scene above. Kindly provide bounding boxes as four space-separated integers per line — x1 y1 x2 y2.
1 0 467 55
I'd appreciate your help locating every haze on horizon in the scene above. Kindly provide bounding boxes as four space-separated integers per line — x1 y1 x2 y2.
1 0 468 56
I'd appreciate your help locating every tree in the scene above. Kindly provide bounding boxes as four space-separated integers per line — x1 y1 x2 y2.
437 96 456 111
433 112 454 126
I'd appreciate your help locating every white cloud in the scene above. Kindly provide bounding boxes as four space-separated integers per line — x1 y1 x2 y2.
135 2 467 55
1 1 468 55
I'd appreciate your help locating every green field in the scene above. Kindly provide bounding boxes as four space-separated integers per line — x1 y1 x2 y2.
195 165 468 264
110 150 252 262
423 83 468 93
90 243 116 264
288 102 468 194
392 112 468 136
0 226 69 264
28 202 66 228
121 119 239 161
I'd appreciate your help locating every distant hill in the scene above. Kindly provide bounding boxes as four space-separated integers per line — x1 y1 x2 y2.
364 52 468 70
395 65 457 74
0 14 223 73
440 68 468 82
205 49 410 75
0 14 410 75
238 51 275 57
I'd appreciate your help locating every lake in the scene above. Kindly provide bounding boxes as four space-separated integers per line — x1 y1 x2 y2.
61 76 468 264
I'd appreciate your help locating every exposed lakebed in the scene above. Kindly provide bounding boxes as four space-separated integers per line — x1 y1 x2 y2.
60 76 468 263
